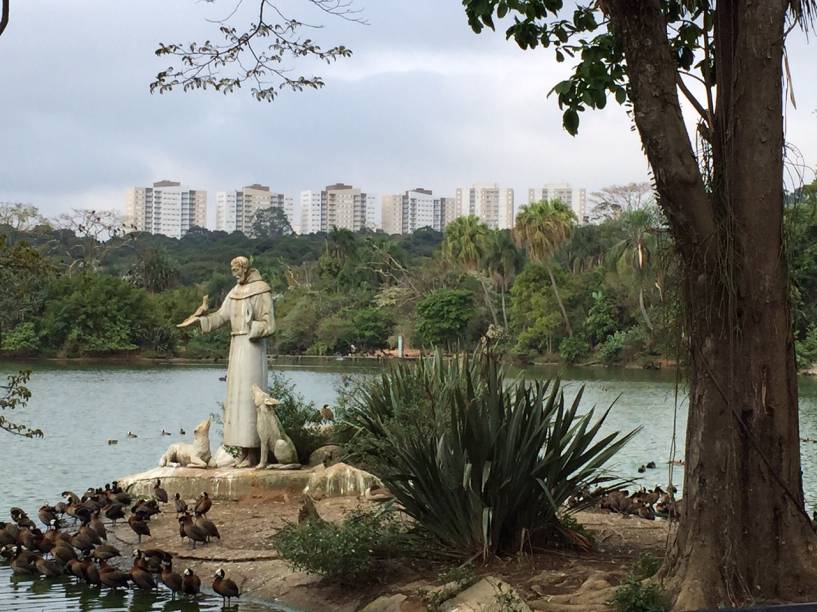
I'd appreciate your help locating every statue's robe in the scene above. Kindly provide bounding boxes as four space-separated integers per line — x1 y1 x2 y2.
200 270 274 448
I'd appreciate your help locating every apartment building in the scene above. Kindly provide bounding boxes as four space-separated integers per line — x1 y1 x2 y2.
125 180 207 239
528 184 587 223
215 184 292 236
380 189 452 235
455 183 515 230
298 183 374 234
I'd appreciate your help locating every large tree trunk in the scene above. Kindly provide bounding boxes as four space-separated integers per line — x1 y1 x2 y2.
607 1 817 609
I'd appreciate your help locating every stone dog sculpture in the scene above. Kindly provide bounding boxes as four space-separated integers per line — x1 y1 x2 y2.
159 418 212 468
250 385 299 469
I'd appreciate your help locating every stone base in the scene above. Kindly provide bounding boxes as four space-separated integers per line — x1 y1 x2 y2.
118 461 385 502
118 465 314 501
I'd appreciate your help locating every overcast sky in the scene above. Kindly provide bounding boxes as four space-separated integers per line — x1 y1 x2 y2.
1 1 815 228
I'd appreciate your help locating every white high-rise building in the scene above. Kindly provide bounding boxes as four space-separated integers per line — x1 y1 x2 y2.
455 183 515 230
528 184 587 223
125 180 207 239
216 184 291 236
299 191 322 235
380 189 447 235
298 184 373 234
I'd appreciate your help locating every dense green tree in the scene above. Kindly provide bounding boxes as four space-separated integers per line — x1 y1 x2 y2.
251 206 293 240
0 236 53 348
40 273 163 356
416 289 476 349
464 0 817 605
514 200 576 336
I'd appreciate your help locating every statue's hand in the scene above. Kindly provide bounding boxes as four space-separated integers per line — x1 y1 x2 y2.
177 316 201 329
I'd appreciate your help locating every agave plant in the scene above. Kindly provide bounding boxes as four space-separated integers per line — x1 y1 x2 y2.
344 350 638 560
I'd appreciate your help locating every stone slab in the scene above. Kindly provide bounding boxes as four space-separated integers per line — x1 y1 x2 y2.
118 465 314 501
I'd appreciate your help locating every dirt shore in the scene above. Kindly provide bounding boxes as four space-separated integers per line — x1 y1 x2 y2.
107 490 672 611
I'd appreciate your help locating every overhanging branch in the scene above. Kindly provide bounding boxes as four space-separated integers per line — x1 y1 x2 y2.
606 0 715 252
0 0 9 38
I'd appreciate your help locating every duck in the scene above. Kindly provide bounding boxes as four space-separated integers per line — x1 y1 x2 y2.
103 503 126 525
130 554 157 591
99 560 131 590
179 515 208 548
161 429 172 436
194 492 212 517
195 515 220 542
638 465 646 473
52 541 78 564
179 428 186 435
107 439 118 445
128 515 151 544
127 431 138 439
80 525 102 546
218 375 227 382
320 404 334 421
182 567 201 598
83 557 101 588
38 504 58 527
10 546 37 575
11 508 35 529
90 511 107 541
161 560 184 599
93 543 121 561
213 568 240 606
34 554 63 577
174 493 188 516
646 461 656 469
153 479 169 504
67 558 86 581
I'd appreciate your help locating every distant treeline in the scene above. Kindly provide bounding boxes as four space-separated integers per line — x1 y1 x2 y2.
2 179 817 367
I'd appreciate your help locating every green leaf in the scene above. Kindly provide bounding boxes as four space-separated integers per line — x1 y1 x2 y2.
563 109 580 135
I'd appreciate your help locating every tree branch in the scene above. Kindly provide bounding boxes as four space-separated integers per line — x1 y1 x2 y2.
606 0 715 254
0 0 9 38
676 74 712 131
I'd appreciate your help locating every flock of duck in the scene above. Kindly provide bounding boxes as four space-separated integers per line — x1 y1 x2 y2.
570 483 682 520
0 479 241 606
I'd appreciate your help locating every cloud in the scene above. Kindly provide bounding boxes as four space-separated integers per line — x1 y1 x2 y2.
0 1 814 227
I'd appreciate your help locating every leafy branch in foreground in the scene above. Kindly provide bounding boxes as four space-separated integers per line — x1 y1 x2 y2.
151 0 364 101
1 370 43 438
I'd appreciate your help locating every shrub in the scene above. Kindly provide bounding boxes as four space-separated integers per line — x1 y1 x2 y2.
600 330 627 364
610 577 670 612
632 553 662 581
796 324 817 369
1 322 40 355
344 349 638 560
272 506 402 583
559 336 590 364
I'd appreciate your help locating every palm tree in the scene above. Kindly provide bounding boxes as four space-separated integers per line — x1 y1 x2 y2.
482 231 522 328
514 200 576 336
442 216 490 271
608 207 659 331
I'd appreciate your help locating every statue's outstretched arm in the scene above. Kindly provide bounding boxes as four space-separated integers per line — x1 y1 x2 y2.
199 296 231 333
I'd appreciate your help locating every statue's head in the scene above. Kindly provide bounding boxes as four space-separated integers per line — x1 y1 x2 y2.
230 256 251 284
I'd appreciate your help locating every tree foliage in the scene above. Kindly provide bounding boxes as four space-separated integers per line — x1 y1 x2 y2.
1 371 43 438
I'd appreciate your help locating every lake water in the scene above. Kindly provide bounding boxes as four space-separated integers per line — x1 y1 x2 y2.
3 358 817 610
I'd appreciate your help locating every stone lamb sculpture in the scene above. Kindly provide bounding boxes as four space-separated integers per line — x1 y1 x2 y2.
159 418 212 468
250 384 300 469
